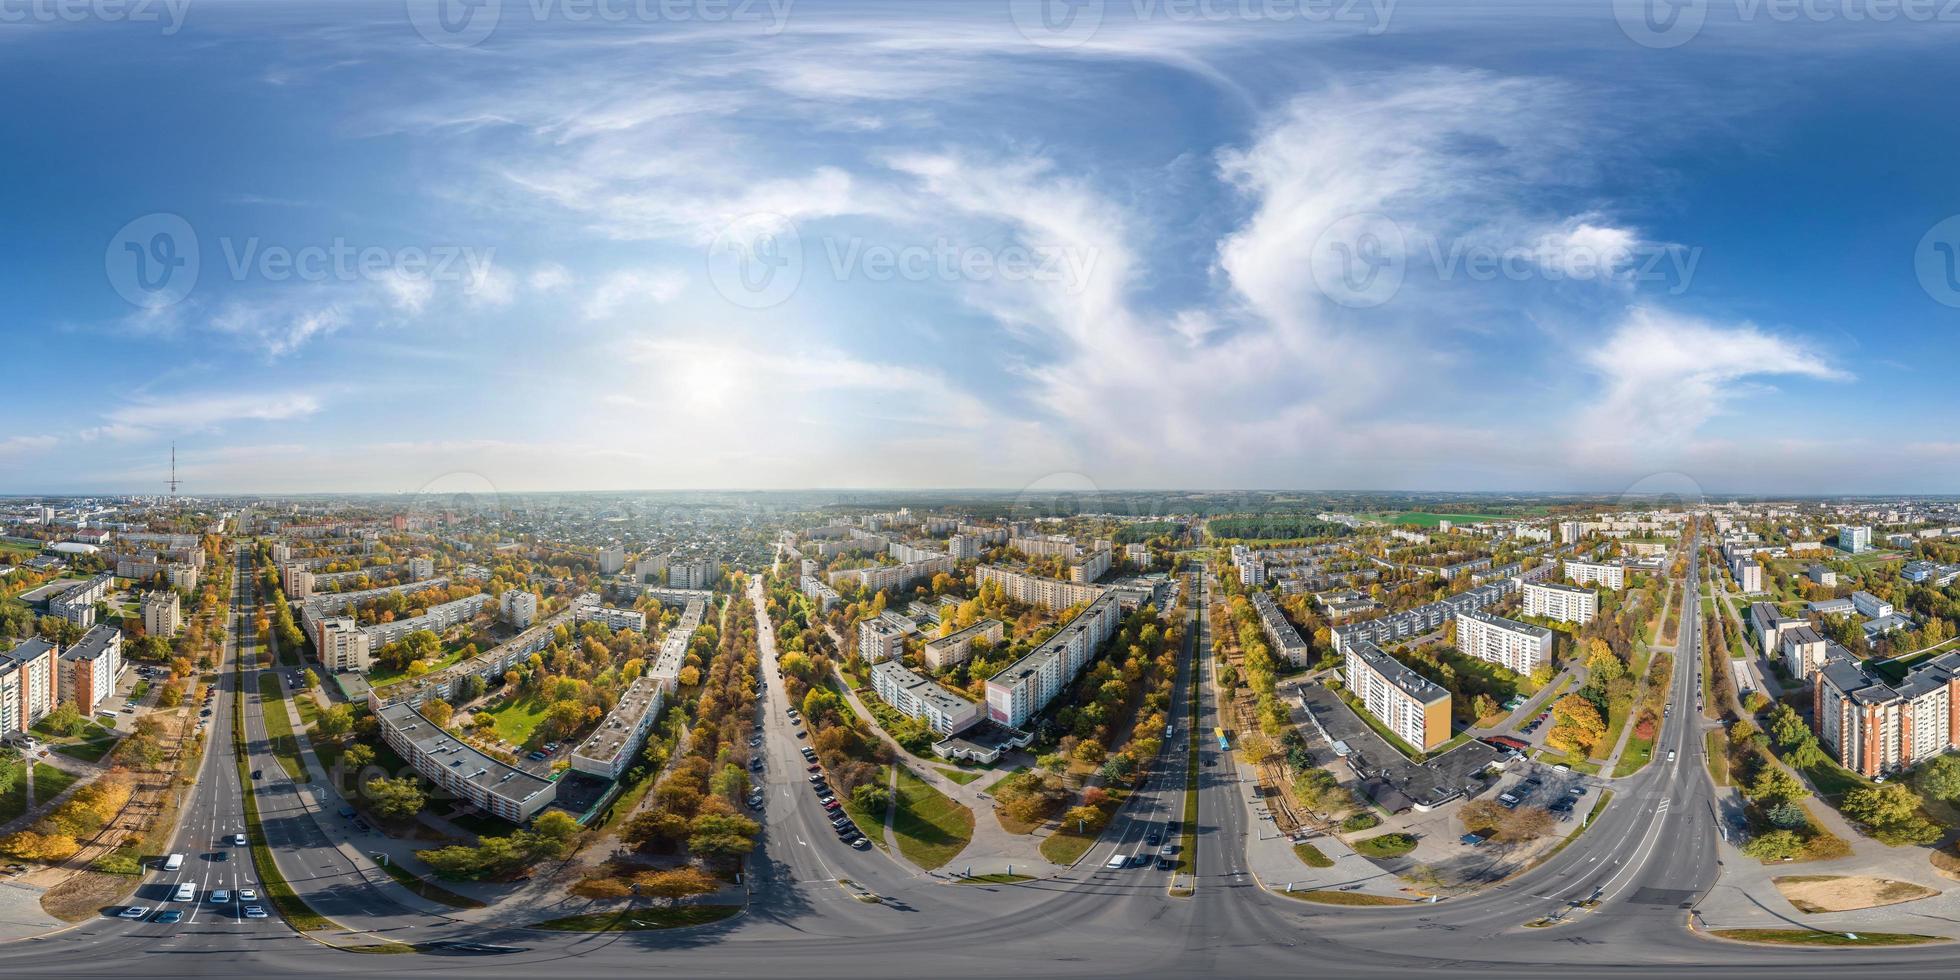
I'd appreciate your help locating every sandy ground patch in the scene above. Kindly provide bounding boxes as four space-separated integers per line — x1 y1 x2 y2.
1772 874 1939 913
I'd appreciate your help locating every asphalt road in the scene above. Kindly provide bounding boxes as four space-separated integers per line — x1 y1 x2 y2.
13 539 1960 977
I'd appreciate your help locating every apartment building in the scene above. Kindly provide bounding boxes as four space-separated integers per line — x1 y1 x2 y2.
49 573 111 627
667 556 720 589
871 660 981 735
924 618 1004 671
58 625 122 712
975 564 1104 611
597 547 626 576
376 701 557 822
500 589 538 628
282 563 315 599
1732 559 1763 593
1232 544 1267 587
829 555 954 597
408 556 436 581
0 638 58 736
315 617 373 673
1343 639 1451 752
1456 609 1552 675
568 673 664 780
947 534 983 560
1558 520 1585 544
800 574 842 612
1809 564 1838 587
1250 592 1311 666
1331 576 1522 653
858 616 905 664
647 600 707 691
984 592 1124 730
1562 559 1626 590
1522 581 1597 625
635 552 669 583
363 594 489 648
166 563 199 591
141 590 182 637
1816 649 1960 777
1779 625 1833 682
1069 546 1112 584
575 603 647 633
1841 525 1872 553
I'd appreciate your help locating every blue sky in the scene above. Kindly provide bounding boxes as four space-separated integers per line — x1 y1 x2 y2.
3 0 1958 495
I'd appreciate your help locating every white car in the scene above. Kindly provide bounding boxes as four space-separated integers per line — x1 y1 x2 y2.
243 906 268 919
119 906 150 920
232 834 247 846
1103 853 1128 870
237 888 258 902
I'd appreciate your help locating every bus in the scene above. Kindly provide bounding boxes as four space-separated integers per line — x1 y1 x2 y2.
1215 727 1231 752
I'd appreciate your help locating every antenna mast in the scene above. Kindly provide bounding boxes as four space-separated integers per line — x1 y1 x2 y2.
167 443 181 499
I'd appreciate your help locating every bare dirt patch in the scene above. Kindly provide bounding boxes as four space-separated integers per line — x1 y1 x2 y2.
40 870 137 922
1772 874 1939 913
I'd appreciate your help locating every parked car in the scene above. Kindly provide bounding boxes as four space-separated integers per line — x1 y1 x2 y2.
850 837 871 850
1460 832 1488 846
1156 857 1174 870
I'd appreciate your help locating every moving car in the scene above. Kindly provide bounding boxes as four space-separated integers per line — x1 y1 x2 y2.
1145 831 1161 847
1103 853 1127 870
231 833 247 846
153 910 182 924
238 888 258 902
119 907 150 920
243 906 268 919
211 889 231 904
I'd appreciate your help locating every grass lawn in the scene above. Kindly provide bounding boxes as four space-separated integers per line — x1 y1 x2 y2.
1352 833 1418 858
0 772 26 824
1614 734 1655 778
529 905 742 932
935 766 984 785
53 736 120 763
257 673 310 782
1795 755 1871 800
1278 888 1418 906
1039 821 1103 865
956 873 1033 884
890 766 973 870
1294 841 1334 868
375 859 488 908
983 766 1029 795
32 763 80 805
1710 928 1943 947
479 694 550 747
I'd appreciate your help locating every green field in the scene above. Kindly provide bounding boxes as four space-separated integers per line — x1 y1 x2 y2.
935 766 984 785
890 766 973 870
1711 928 1943 947
479 694 549 746
32 763 81 805
1365 512 1511 528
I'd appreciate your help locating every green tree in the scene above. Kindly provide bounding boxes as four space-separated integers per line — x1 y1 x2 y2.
1741 829 1804 860
851 782 892 814
688 812 760 860
315 703 355 739
1841 782 1922 828
362 776 426 820
1745 766 1807 806
1918 754 1960 801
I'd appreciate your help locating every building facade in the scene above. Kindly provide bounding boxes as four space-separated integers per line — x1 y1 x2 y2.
1343 640 1451 752
1456 609 1552 675
1522 581 1597 625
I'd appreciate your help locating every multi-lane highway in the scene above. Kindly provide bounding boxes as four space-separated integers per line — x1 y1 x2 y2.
11 537 1960 977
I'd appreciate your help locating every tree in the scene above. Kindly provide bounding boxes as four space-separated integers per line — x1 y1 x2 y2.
1841 782 1922 828
1496 806 1557 842
1742 829 1804 860
1471 693 1499 721
531 810 581 853
710 764 750 803
633 865 719 903
851 782 892 814
1458 799 1506 836
688 812 760 860
1919 754 1960 801
1745 767 1808 806
341 743 375 775
316 703 355 739
363 776 426 821
1763 802 1808 829
1064 804 1107 830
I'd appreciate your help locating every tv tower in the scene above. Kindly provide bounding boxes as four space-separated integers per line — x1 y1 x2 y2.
167 442 181 499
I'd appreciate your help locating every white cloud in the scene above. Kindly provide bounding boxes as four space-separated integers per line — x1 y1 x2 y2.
103 392 324 434
0 435 57 457
1580 307 1846 452
581 269 687 320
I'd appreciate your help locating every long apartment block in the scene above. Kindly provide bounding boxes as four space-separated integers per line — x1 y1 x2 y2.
1343 639 1451 752
1455 609 1551 675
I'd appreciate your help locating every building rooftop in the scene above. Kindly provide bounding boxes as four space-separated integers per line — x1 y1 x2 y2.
378 701 555 803
570 673 663 770
1458 608 1551 639
1349 640 1449 704
62 624 119 662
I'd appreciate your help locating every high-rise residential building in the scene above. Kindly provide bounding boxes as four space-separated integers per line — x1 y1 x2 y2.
668 556 720 589
636 552 670 583
1841 525 1871 553
1522 581 1596 625
1344 640 1451 752
975 565 1104 611
48 574 111 627
1455 609 1552 675
597 547 626 575
500 589 538 628
1817 649 1960 777
282 563 315 599
408 556 436 580
985 592 1124 730
142 590 182 637
58 625 121 712
858 617 905 664
315 617 373 673
923 619 1004 672
871 660 981 735
0 638 59 735
1562 559 1626 590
